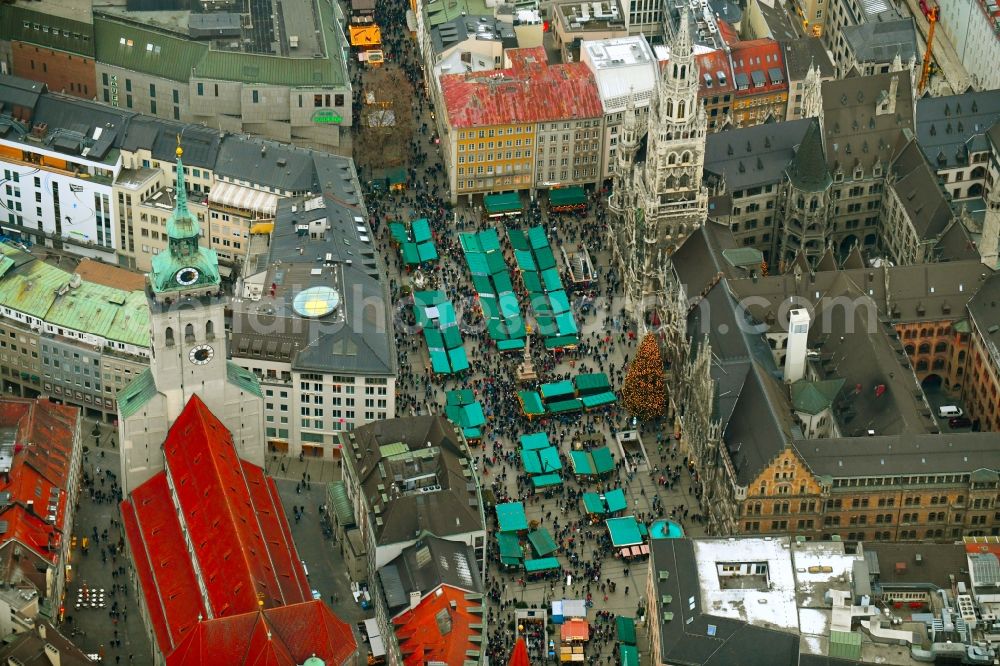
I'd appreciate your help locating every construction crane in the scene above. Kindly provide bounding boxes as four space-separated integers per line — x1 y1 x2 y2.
918 5 939 93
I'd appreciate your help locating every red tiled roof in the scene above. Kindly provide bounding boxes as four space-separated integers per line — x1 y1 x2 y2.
441 47 603 128
123 395 320 661
165 600 357 666
121 473 207 654
729 39 788 96
655 49 735 98
717 19 740 47
393 585 483 666
161 396 310 617
0 398 79 563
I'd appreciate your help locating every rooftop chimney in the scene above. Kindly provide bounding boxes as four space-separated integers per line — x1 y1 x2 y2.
784 309 811 383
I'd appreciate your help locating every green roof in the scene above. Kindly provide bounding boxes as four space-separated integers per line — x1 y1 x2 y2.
425 0 491 27
0 244 149 347
721 247 764 268
95 16 208 82
484 192 522 214
1 5 95 57
496 501 528 533
829 630 862 660
616 616 636 645
528 528 558 556
94 0 345 87
226 361 263 397
117 368 159 419
327 480 356 528
549 186 586 207
790 378 845 415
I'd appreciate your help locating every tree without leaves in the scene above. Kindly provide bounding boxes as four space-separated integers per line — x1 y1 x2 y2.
355 66 415 170
621 333 667 422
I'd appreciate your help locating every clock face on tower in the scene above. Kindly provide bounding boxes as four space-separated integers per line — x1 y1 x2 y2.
175 267 200 286
189 344 215 365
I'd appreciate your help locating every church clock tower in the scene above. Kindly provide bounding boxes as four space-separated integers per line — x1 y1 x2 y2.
117 138 264 494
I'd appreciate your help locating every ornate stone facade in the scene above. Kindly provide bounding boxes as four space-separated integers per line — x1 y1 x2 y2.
609 8 708 322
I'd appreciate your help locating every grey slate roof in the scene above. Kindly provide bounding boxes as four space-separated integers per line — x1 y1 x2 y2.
781 37 835 81
232 191 395 377
0 75 46 111
968 272 1000 359
821 71 914 174
214 135 359 194
430 15 516 56
704 118 813 191
842 18 917 65
349 416 483 547
794 432 1000 478
122 116 223 168
722 362 796 486
786 118 831 192
378 535 482 613
650 539 801 666
887 138 953 240
915 89 1000 170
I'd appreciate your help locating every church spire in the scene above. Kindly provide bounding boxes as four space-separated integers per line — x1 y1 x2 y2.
670 6 693 65
167 135 200 243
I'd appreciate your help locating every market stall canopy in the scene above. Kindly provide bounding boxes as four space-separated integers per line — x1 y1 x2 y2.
524 557 560 573
560 618 590 642
616 616 636 645
606 516 644 548
520 432 550 451
496 502 528 533
528 528 558 557
498 532 524 566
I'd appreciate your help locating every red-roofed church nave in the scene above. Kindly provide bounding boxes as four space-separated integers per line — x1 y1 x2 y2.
121 395 356 666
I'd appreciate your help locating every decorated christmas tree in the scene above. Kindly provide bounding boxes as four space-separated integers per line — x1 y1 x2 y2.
621 333 667 421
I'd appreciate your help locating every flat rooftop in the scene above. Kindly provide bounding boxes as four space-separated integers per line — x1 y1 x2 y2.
12 0 93 22
555 0 625 33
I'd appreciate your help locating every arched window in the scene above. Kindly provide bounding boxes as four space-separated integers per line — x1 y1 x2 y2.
681 151 691 163
904 344 915 355
666 100 674 117
918 342 931 354
680 65 686 80
668 153 677 165
206 319 215 340
677 101 685 119
679 173 691 188
934 341 947 353
185 323 195 342
672 64 679 79
165 327 175 347
666 175 677 189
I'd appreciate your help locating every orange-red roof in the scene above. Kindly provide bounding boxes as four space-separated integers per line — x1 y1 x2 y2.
393 585 483 666
74 259 146 291
123 396 324 662
441 47 603 128
121 474 207 654
729 39 788 97
656 49 735 99
161 395 310 615
165 600 357 666
0 398 79 563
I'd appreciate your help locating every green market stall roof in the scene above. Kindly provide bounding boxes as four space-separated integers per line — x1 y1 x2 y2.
606 516 644 548
528 528 558 557
496 502 528 533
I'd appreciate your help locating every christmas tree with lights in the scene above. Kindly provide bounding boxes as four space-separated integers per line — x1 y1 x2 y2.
621 333 667 421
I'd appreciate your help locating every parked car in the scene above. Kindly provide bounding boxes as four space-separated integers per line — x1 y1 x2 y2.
949 416 972 429
938 405 963 418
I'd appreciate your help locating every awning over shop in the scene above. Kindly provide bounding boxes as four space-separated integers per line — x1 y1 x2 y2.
208 180 278 215
497 501 528 533
540 380 575 402
581 489 627 515
591 446 615 475
528 528 558 557
575 373 611 395
571 452 595 476
484 192 522 215
616 616 636 645
549 186 587 208
606 516 644 548
560 618 590 642
620 644 639 665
